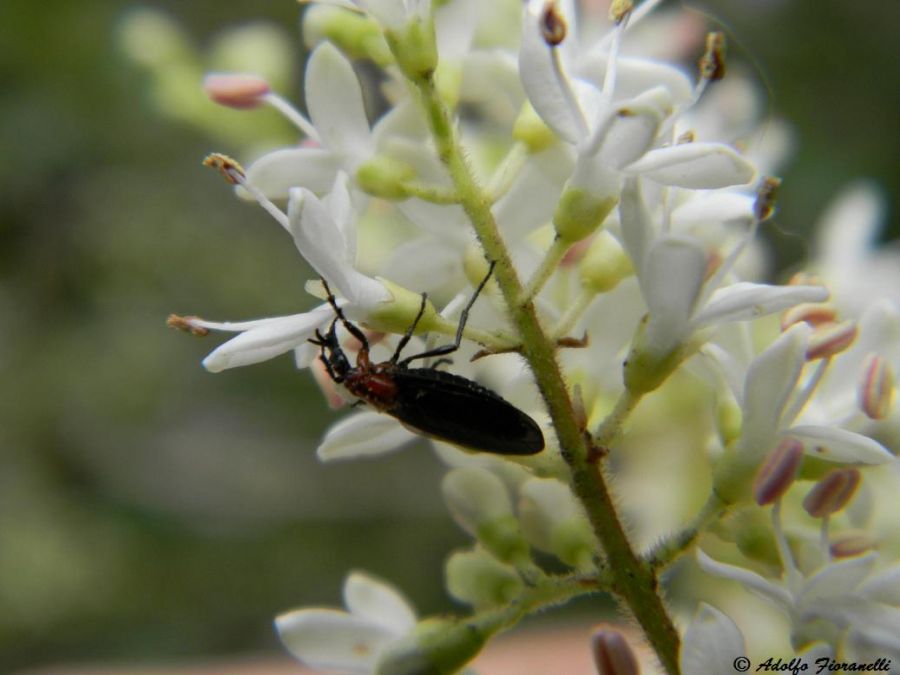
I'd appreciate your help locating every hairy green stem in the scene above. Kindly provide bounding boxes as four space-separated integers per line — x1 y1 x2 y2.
519 237 570 305
647 492 729 570
413 73 682 675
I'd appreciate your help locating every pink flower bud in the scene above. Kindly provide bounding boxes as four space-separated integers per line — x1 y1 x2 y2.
592 625 641 675
806 320 857 360
753 438 804 506
310 357 348 410
203 73 270 109
858 353 894 420
803 468 861 518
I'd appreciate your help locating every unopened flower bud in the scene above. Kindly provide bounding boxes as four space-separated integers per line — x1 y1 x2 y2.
365 278 441 335
445 548 524 609
858 353 894 420
806 320 857 360
803 468 862 518
780 302 838 331
302 5 392 66
518 478 594 568
579 231 633 292
753 438 804 506
829 529 876 559
375 617 487 675
384 14 438 82
513 102 557 152
699 31 727 82
553 187 617 243
356 155 417 200
203 73 270 109
592 625 641 675
540 2 567 46
442 468 529 563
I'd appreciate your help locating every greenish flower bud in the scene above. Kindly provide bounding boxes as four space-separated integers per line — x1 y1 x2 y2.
518 478 595 569
385 16 438 82
303 5 392 66
553 187 617 243
579 231 633 293
715 397 742 447
375 617 487 675
731 507 780 567
622 320 688 395
442 468 530 564
365 278 441 335
356 155 417 200
445 548 523 609
512 102 557 153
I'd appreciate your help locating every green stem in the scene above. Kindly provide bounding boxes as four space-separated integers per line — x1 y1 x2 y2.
471 570 607 637
486 141 529 202
413 73 682 675
519 237 570 305
552 286 596 339
401 180 460 204
647 492 728 570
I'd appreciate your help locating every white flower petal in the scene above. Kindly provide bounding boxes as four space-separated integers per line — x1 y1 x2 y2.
518 3 583 143
343 572 417 633
671 193 756 228
740 323 810 458
594 87 669 169
200 308 334 372
693 283 829 329
641 235 707 356
317 411 417 461
275 608 395 672
435 0 477 61
858 564 900 605
323 172 357 264
816 181 885 273
787 425 895 464
617 177 656 278
680 603 746 675
797 553 877 607
577 53 694 106
696 550 792 610
306 42 374 167
288 187 390 309
623 143 757 189
242 147 341 200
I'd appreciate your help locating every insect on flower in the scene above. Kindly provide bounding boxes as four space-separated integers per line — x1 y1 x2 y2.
310 265 545 455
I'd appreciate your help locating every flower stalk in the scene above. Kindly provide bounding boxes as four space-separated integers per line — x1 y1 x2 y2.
411 67 682 675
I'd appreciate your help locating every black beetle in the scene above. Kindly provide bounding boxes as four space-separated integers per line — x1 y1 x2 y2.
310 265 544 455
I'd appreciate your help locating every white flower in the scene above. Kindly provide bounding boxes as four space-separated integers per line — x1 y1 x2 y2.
183 171 391 372
735 323 893 465
814 181 900 317
276 571 417 673
698 550 900 660
679 603 746 675
519 0 755 200
619 178 827 361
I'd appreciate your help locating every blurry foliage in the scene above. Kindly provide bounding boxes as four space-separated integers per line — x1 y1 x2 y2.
0 0 897 671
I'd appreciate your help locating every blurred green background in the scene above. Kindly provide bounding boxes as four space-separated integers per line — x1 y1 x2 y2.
1 0 897 672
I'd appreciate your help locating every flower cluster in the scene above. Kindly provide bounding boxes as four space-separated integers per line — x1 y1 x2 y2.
157 0 898 672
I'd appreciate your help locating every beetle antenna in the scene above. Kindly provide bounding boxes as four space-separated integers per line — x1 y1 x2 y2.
320 278 370 352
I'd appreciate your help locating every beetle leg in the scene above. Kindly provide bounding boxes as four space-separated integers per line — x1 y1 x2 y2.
400 261 495 367
390 292 429 363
